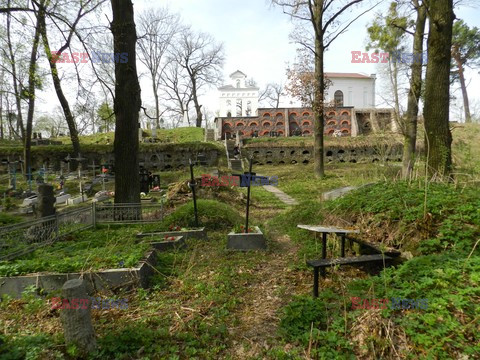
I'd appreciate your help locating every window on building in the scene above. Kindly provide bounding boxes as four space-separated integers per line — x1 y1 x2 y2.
236 79 240 88
236 99 242 116
246 101 252 116
334 90 344 106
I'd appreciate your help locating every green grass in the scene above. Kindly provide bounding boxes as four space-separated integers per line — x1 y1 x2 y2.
0 225 152 276
56 127 205 145
267 180 480 359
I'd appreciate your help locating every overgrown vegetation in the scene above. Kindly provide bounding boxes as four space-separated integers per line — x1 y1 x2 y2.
1 125 480 359
269 181 480 359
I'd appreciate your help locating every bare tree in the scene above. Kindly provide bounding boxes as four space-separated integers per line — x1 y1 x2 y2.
259 82 285 108
170 28 224 127
273 0 381 178
23 0 44 175
4 0 25 140
161 60 194 125
137 7 180 128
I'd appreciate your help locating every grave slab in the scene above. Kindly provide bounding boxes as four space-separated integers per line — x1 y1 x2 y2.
227 226 266 251
0 250 158 298
56 194 72 205
136 227 207 240
67 195 88 205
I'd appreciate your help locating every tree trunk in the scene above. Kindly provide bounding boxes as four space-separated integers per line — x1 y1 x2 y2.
152 79 160 128
24 0 44 176
111 0 141 204
191 76 202 128
6 0 25 142
402 1 426 179
313 3 325 179
452 47 471 123
423 0 454 178
39 10 81 156
390 60 402 133
0 94 3 139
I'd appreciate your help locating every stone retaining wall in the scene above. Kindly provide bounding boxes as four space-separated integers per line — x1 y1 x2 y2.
244 143 404 165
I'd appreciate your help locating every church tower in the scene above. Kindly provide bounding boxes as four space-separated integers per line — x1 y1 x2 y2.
218 70 259 117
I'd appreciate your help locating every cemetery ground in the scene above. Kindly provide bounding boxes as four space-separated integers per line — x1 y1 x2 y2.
0 126 479 359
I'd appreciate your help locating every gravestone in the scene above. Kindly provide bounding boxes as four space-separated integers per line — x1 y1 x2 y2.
139 168 149 194
152 175 160 188
35 184 55 218
60 279 97 356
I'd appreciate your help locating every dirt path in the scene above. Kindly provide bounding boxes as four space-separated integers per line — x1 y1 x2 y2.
227 234 307 358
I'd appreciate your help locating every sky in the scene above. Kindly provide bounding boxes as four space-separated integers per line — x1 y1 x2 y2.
134 0 480 122
35 0 480 124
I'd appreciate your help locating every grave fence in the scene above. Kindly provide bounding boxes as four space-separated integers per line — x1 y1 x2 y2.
0 201 164 261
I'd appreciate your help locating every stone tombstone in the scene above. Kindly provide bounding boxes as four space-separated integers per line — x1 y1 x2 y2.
152 175 160 188
35 184 55 218
139 168 149 194
60 279 97 356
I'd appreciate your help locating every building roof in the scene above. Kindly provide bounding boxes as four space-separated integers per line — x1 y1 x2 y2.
230 70 247 78
325 72 373 79
218 85 259 91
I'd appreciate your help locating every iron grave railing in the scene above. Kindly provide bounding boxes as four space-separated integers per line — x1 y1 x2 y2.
0 201 164 261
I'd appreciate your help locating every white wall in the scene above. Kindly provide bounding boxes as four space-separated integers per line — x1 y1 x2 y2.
325 77 376 109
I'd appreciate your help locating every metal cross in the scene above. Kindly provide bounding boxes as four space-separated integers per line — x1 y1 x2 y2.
189 158 199 227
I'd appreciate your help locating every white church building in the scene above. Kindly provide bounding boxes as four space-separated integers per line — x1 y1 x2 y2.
218 70 259 117
215 70 394 139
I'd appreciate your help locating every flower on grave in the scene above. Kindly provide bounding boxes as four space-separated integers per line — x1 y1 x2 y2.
170 236 175 241
118 260 125 267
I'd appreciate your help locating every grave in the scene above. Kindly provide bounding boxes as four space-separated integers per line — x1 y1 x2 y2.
67 194 88 205
227 158 266 250
93 190 110 202
35 184 56 218
56 193 72 205
139 168 150 194
22 195 38 207
137 227 207 241
0 249 158 298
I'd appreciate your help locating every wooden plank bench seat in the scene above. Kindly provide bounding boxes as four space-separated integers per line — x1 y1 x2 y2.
307 254 392 297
